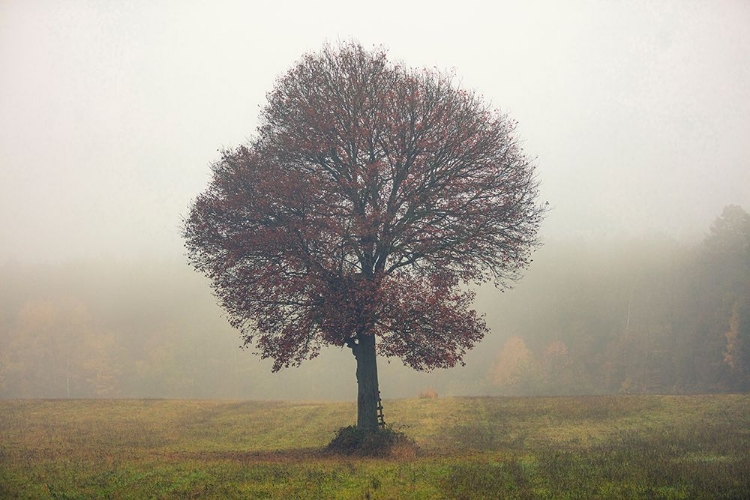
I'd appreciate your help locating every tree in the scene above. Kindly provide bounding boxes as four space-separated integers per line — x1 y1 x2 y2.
489 336 534 394
696 205 750 391
183 42 544 432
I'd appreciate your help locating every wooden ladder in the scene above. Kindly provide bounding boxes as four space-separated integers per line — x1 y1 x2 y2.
377 391 386 428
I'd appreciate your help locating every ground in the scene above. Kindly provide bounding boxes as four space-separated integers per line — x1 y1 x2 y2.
1 395 748 498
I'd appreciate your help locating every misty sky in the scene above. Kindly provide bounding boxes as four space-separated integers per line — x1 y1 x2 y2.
1 0 749 264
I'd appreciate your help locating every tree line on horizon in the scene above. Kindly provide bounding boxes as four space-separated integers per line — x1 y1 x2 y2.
0 205 748 399
487 204 750 395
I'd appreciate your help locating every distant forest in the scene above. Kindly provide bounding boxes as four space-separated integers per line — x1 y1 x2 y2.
1 205 748 399
484 204 750 396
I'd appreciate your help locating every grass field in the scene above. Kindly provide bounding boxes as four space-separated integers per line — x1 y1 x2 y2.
1 395 749 499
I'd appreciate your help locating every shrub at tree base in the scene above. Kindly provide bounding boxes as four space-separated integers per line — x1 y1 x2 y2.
326 425 419 458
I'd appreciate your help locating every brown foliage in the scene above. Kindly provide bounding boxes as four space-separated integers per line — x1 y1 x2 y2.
183 41 544 373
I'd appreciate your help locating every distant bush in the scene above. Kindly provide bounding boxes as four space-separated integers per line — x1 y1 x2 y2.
419 388 438 399
326 425 419 458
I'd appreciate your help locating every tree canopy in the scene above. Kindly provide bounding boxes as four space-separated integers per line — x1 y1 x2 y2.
183 42 544 383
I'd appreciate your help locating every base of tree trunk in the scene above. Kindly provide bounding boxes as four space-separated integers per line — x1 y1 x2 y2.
325 425 418 458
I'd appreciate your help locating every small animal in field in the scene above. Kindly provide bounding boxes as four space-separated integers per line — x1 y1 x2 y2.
418 388 438 399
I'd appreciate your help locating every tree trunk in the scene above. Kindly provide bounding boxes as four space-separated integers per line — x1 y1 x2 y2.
354 333 380 432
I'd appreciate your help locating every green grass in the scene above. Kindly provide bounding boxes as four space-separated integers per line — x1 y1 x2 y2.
1 395 749 498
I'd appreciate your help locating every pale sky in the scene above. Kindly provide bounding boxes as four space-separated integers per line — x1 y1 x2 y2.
1 0 749 263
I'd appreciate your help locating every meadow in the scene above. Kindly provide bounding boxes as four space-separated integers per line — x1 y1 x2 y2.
1 395 749 499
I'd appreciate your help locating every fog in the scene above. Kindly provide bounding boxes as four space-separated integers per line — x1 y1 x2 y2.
1 1 749 399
